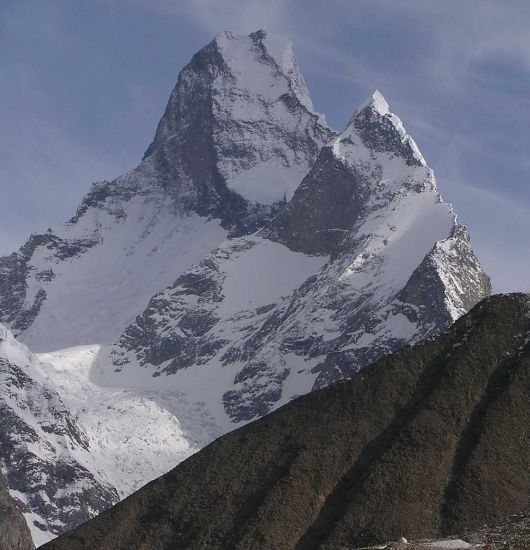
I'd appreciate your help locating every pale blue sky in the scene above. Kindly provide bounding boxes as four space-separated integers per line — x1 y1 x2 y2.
1 0 529 292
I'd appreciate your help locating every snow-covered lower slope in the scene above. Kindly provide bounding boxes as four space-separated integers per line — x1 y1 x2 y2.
0 327 214 546
37 346 216 498
0 325 118 546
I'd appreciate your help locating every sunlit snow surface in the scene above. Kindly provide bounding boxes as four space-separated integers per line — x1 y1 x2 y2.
0 327 219 545
37 345 215 497
0 327 115 545
21 192 227 352
210 31 328 203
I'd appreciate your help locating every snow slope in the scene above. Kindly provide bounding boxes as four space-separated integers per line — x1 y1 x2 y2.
103 235 327 430
20 201 227 352
37 346 215 498
0 326 215 545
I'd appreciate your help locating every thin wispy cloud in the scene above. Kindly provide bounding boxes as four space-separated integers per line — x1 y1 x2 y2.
116 0 289 34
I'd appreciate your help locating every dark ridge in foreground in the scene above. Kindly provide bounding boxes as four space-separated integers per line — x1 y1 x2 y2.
44 294 530 550
356 509 530 549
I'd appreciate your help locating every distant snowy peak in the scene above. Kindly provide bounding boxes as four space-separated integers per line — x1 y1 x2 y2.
143 30 332 211
268 91 440 256
337 89 427 168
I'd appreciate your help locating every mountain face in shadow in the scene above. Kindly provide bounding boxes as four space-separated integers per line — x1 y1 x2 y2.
44 293 530 550
0 472 33 550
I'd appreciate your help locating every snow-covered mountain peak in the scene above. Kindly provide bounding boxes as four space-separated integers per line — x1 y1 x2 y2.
213 30 317 114
0 31 334 352
337 90 427 168
357 89 390 115
268 91 443 257
143 30 332 209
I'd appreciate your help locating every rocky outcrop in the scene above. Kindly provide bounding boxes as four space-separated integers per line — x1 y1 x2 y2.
399 225 492 326
0 233 98 334
266 146 369 255
43 293 530 550
0 473 33 550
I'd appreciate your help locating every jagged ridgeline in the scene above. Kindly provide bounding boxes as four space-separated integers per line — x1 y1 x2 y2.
0 30 490 545
43 294 530 550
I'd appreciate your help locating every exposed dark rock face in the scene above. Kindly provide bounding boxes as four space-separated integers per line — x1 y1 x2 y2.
44 294 530 550
113 259 228 374
398 224 493 328
266 147 370 255
0 473 33 550
265 90 429 256
0 327 118 541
